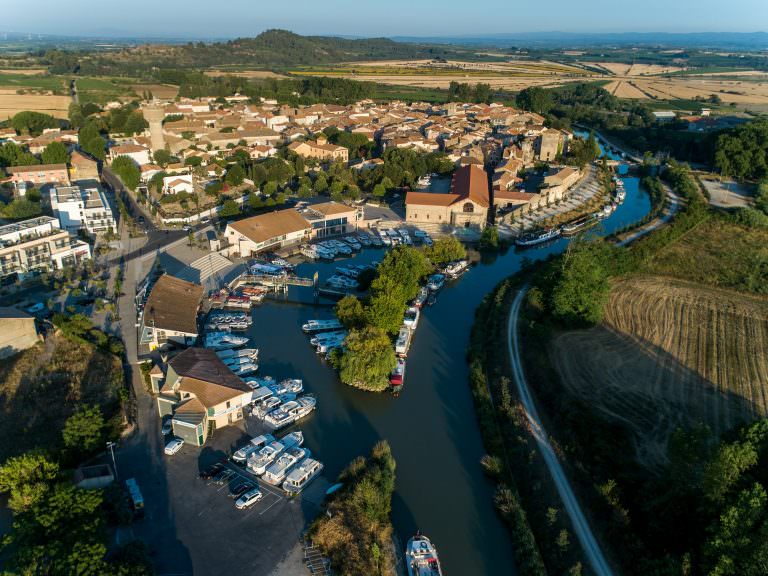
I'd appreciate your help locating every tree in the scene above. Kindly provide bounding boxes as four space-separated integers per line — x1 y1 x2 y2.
226 163 246 186
263 181 278 196
81 135 106 162
339 327 396 391
336 295 366 330
551 240 613 326
153 149 174 167
41 141 70 165
480 225 499 250
110 156 141 191
425 236 467 266
314 172 329 194
1 198 42 220
62 405 105 456
219 199 241 218
516 87 554 115
0 454 59 513
372 183 386 198
11 111 58 136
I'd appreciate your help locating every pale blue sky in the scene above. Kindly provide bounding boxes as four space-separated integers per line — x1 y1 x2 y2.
3 0 767 38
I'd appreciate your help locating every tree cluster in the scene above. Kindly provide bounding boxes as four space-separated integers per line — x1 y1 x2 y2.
714 120 768 181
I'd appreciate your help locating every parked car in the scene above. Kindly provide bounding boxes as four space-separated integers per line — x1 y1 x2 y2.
199 463 225 480
235 487 263 509
229 481 256 499
164 438 184 455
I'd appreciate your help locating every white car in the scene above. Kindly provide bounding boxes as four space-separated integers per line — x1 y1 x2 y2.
164 438 184 455
235 487 263 509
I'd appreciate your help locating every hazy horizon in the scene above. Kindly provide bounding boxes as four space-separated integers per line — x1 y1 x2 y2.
3 0 767 40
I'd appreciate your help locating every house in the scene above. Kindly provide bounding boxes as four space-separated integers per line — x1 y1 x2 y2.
108 144 152 166
223 208 312 257
536 131 562 162
155 347 253 446
0 307 39 359
139 274 203 351
652 111 677 123
299 201 360 239
162 174 194 195
4 163 69 188
50 185 117 235
0 216 91 280
288 137 349 164
405 164 490 229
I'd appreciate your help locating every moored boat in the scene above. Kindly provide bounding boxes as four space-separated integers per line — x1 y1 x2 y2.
204 331 249 350
395 326 412 357
264 396 317 430
403 306 420 330
263 446 310 485
390 357 406 390
302 319 343 333
406 533 443 576
426 274 445 292
515 227 561 247
413 286 429 309
443 259 469 278
283 457 324 494
232 433 274 464
561 214 599 236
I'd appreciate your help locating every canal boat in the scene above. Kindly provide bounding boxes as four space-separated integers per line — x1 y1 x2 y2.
332 242 353 256
232 434 274 464
561 214 599 236
343 237 362 250
370 234 384 247
252 395 282 417
223 355 257 367
379 231 392 246
395 326 412 357
336 265 360 278
356 233 373 247
300 244 319 260
204 331 249 350
390 357 406 390
246 440 286 475
426 274 446 292
230 362 258 377
302 319 343 333
443 259 469 278
316 334 346 354
216 347 258 361
264 396 317 430
403 306 420 330
327 275 358 290
515 227 561 247
249 262 286 277
413 286 429 309
283 458 324 495
310 330 347 346
263 447 311 485
270 378 304 396
406 533 443 576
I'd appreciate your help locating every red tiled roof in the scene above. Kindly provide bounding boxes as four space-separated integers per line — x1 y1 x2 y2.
451 164 489 207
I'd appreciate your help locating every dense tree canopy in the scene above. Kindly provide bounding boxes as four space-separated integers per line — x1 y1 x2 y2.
11 111 58 136
714 120 768 181
110 155 141 191
424 236 467 266
339 327 396 392
41 141 70 165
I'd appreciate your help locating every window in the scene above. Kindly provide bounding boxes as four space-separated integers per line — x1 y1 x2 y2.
463 203 474 213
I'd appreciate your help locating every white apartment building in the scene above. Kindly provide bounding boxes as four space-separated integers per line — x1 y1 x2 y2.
50 185 117 235
0 216 91 280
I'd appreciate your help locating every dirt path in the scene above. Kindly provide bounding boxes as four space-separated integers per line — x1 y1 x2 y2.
616 183 680 246
508 287 614 576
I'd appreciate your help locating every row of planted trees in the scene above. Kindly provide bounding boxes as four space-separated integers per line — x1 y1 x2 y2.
331 237 467 392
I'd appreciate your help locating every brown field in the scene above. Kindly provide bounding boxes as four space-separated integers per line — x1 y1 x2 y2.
132 83 180 99
205 70 288 79
606 80 650 99
633 78 768 104
0 92 71 120
551 276 768 469
0 68 47 75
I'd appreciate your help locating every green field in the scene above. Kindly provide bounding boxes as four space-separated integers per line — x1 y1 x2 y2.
0 73 66 91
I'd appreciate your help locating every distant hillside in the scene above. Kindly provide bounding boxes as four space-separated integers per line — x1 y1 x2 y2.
77 29 471 75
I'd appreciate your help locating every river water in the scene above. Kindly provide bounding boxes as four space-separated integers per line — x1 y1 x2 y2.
247 164 648 574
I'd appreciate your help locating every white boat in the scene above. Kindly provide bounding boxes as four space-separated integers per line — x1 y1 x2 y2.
217 348 258 361
356 233 372 247
334 243 352 255
232 434 274 464
395 326 412 357
316 334 346 354
403 306 420 330
269 378 304 395
417 175 431 187
249 385 274 403
310 330 347 346
246 431 303 476
263 447 310 485
204 332 249 350
515 228 561 247
336 266 360 279
249 262 285 276
444 260 469 278
224 355 257 367
300 244 319 260
327 275 358 289
302 319 343 333
406 534 443 576
426 274 445 292
283 458 324 495
252 395 281 417
231 362 258 377
264 396 317 430
343 237 361 250
379 232 392 246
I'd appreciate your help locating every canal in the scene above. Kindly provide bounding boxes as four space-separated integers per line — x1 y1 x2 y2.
246 170 650 574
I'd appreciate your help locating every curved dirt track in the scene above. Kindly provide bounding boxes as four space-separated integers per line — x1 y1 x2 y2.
508 287 614 576
552 276 768 468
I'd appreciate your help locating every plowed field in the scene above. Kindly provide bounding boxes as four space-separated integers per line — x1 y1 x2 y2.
551 276 768 469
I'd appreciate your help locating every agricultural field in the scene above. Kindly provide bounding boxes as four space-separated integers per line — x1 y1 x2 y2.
0 90 70 119
132 83 180 99
0 72 66 91
75 76 135 104
204 70 288 79
551 276 768 469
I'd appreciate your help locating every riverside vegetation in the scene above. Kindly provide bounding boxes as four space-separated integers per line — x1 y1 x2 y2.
310 441 397 576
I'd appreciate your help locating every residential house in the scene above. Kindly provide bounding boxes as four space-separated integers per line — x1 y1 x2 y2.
139 274 203 351
155 347 253 446
108 144 152 166
5 163 69 188
50 185 117 235
288 137 349 164
162 174 194 195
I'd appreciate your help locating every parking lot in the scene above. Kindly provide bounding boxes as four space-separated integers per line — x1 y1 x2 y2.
159 420 330 575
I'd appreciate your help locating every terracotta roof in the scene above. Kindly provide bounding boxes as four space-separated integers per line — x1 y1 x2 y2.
110 144 148 154
168 347 251 409
451 164 490 207
7 163 67 174
178 376 248 408
229 209 310 245
405 192 460 207
494 190 535 201
143 275 203 334
309 202 354 216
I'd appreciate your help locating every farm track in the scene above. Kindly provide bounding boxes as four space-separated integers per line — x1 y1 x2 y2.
551 276 768 469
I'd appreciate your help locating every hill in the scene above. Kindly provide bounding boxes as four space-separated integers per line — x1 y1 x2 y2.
78 29 471 75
